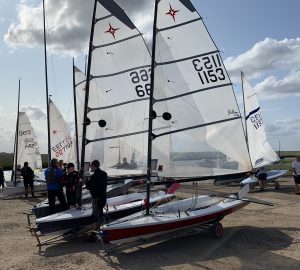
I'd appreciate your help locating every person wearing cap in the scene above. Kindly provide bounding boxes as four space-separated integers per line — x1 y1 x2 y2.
45 158 68 214
61 162 80 208
85 159 107 231
21 162 35 197
292 156 300 195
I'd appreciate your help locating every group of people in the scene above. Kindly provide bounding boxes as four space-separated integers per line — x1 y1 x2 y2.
44 158 107 231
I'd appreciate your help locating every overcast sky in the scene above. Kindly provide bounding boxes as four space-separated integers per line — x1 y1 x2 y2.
0 0 300 153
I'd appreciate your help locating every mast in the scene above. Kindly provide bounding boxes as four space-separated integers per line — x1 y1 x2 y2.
13 78 21 185
80 0 98 172
43 0 51 166
241 71 248 145
72 58 80 170
146 0 159 215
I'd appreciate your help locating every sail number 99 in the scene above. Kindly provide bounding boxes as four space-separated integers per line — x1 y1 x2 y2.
130 69 151 97
192 53 226 85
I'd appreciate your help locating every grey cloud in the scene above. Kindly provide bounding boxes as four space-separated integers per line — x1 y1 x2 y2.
4 0 153 55
225 38 300 82
254 71 300 99
20 105 46 120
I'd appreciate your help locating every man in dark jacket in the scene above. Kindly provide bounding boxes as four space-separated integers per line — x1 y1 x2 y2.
61 163 80 208
0 167 4 188
45 158 68 214
21 162 35 197
85 159 107 230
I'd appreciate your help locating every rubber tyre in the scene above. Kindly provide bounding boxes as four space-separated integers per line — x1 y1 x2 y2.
211 222 224 238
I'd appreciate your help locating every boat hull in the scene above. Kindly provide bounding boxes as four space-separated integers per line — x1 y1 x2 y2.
241 170 288 185
101 197 248 244
31 180 134 218
35 192 174 234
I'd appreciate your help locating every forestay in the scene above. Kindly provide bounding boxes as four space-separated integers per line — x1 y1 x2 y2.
242 72 279 168
49 98 74 163
14 112 42 169
151 0 252 178
83 0 153 177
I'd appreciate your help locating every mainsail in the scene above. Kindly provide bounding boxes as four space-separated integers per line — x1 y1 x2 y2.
14 112 42 170
81 0 153 177
82 0 252 179
241 72 279 168
150 0 252 178
49 98 74 163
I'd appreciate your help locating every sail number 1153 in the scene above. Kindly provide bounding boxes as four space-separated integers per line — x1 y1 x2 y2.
192 53 226 85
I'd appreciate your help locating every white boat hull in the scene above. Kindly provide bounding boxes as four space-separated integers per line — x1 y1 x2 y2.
35 191 175 234
241 170 288 185
101 195 248 244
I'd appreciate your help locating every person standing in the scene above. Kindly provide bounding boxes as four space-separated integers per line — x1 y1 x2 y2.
0 167 5 188
292 156 300 195
256 167 267 191
61 163 80 208
45 158 68 214
21 162 35 197
85 159 107 231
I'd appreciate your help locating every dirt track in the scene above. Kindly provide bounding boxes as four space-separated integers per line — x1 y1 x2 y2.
0 177 299 270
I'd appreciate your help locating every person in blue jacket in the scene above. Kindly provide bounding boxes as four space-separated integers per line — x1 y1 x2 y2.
45 158 68 214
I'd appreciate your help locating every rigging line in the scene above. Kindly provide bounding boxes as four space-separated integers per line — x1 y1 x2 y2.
87 97 149 112
93 34 141 49
92 64 151 79
155 83 232 103
153 116 241 139
156 50 219 66
157 17 202 33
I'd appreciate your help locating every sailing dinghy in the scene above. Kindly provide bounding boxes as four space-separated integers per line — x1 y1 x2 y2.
78 0 254 243
0 112 46 198
35 190 175 234
31 179 134 218
240 72 287 188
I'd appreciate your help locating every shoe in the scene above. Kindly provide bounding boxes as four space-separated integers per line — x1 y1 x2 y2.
84 235 100 242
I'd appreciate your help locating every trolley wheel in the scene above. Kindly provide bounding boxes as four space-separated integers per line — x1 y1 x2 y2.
211 222 224 238
274 182 280 189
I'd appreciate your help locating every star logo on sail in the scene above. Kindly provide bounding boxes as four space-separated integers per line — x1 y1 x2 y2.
105 23 119 39
166 4 179 22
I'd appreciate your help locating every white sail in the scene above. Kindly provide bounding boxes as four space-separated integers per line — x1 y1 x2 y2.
14 112 42 170
151 0 252 177
83 0 152 177
242 72 279 168
49 98 74 163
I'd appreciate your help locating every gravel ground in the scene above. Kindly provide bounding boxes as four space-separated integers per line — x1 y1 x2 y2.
0 176 299 270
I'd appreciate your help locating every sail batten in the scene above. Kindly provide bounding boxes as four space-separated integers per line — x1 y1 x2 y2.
94 34 141 49
156 50 220 66
157 17 202 32
155 83 232 102
88 97 149 112
92 64 151 79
